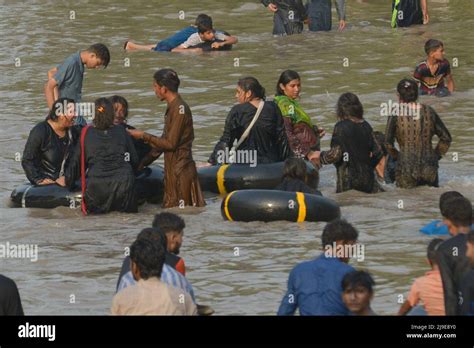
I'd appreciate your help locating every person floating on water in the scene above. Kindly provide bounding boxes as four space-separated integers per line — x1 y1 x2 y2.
44 43 110 126
398 238 445 315
128 69 206 209
58 98 138 214
391 0 429 28
124 14 236 53
384 79 452 189
22 98 80 186
311 93 384 194
261 0 307 36
206 77 291 167
108 95 151 165
413 39 455 97
171 15 237 53
274 70 325 171
306 0 346 32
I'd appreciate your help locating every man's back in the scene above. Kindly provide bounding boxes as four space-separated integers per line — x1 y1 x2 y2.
278 254 354 315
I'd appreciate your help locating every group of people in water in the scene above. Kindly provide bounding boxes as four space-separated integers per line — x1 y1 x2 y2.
2 1 472 318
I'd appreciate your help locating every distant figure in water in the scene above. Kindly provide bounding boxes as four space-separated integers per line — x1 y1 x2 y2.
261 0 306 36
275 158 322 195
385 79 452 189
311 92 383 193
391 0 429 28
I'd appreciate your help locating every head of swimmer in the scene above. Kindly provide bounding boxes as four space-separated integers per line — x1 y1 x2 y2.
341 271 374 316
152 213 185 255
109 95 129 125
440 195 472 236
83 43 110 69
321 219 358 264
153 69 180 101
276 70 301 100
425 39 445 61
48 97 76 128
130 231 166 282
197 15 216 42
235 77 266 104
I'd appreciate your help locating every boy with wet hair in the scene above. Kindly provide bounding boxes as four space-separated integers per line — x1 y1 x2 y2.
398 238 445 315
414 39 455 97
44 43 110 125
172 16 237 52
420 191 467 235
342 270 376 316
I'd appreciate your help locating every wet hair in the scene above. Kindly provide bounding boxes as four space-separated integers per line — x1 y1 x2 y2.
397 79 419 103
336 92 363 120
152 213 185 235
195 14 211 27
48 97 76 121
282 158 306 181
441 196 473 227
109 95 129 119
427 238 443 264
86 43 110 68
136 227 167 250
197 15 213 33
276 70 301 96
321 219 359 248
439 191 464 215
154 68 180 93
130 238 165 280
237 77 266 100
93 97 114 130
342 270 375 293
425 39 444 55
373 131 388 156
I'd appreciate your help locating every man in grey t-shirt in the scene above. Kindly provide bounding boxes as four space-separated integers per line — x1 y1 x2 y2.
44 43 110 125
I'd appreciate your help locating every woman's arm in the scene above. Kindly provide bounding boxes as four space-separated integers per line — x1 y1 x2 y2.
431 107 452 159
208 108 237 165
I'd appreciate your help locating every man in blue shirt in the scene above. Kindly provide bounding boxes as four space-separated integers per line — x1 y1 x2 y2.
277 219 359 315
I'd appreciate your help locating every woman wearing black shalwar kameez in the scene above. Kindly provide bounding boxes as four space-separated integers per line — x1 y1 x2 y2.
59 98 138 214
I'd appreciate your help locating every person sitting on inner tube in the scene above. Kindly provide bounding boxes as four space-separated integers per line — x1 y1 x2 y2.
21 97 81 186
274 70 325 169
275 158 322 195
57 98 139 214
206 77 292 166
109 95 151 166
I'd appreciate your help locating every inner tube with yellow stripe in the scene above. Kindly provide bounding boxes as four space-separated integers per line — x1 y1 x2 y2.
198 161 319 196
221 189 340 223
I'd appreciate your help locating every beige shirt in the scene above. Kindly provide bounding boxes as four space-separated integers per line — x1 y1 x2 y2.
111 278 197 315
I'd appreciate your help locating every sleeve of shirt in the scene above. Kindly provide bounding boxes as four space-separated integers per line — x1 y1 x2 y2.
21 124 47 185
277 267 298 315
413 65 423 85
445 60 452 76
117 271 134 292
0 277 24 316
53 61 71 88
181 34 199 48
208 107 237 164
430 106 452 159
407 279 420 307
321 124 343 165
335 0 346 20
384 115 399 160
275 105 292 160
215 31 228 41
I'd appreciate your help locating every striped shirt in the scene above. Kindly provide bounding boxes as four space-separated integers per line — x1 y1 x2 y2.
413 59 451 95
117 264 196 303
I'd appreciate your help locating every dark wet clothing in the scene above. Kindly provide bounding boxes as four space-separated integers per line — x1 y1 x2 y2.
22 120 80 185
261 0 306 35
460 270 474 316
385 105 451 189
0 274 24 316
208 101 291 165
141 95 205 209
391 0 423 28
321 119 383 193
306 0 346 32
438 234 471 316
65 125 138 214
122 124 152 164
275 177 322 195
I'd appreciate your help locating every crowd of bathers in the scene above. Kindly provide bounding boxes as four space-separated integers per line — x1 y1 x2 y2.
2 0 472 316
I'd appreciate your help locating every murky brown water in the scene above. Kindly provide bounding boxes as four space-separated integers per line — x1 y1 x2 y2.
0 0 473 315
